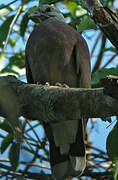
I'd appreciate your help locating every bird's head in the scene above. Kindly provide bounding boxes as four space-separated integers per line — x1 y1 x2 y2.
29 4 65 23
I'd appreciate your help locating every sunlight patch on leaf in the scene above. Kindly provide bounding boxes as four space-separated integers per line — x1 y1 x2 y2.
0 5 17 17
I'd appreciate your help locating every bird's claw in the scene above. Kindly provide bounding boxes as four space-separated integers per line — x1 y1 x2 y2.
55 82 69 88
45 82 50 86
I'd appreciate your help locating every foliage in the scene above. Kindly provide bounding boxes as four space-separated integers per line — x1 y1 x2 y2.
91 68 118 87
0 0 118 179
106 121 118 179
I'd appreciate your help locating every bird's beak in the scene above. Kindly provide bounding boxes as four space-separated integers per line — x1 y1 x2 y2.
29 11 41 18
28 11 49 23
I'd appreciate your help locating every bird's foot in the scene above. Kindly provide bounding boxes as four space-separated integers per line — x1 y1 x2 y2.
55 82 69 88
45 82 50 86
63 83 69 88
36 82 41 85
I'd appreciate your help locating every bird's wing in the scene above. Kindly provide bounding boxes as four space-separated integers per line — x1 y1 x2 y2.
25 51 34 84
74 39 91 88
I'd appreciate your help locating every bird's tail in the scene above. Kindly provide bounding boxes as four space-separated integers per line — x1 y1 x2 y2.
44 119 86 179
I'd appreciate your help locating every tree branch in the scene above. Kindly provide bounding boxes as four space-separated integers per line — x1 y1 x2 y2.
0 0 18 10
0 75 118 125
101 75 118 100
92 34 106 72
83 0 118 50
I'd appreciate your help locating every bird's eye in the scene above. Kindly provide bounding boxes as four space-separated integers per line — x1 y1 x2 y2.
45 7 51 12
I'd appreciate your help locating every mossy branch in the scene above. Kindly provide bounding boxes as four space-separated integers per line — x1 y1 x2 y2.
0 75 118 125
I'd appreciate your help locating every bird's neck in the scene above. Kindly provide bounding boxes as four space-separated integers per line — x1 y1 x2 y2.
40 15 65 23
50 15 65 22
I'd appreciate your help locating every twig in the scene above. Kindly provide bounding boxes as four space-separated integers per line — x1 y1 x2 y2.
90 32 102 58
106 119 117 129
0 0 19 10
92 34 106 72
25 119 41 142
3 5 22 51
102 53 118 68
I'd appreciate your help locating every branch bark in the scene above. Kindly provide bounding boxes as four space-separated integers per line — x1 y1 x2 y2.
0 75 118 124
84 0 118 50
101 75 118 100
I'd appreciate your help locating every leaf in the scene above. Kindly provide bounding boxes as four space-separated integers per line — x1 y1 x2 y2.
63 1 78 14
0 15 15 48
75 5 87 17
64 2 87 16
106 121 118 162
0 66 20 76
106 121 118 179
9 51 25 69
9 142 20 170
40 0 60 5
27 6 38 15
0 51 5 70
20 13 29 38
0 51 25 73
113 161 118 180
107 175 114 180
22 0 32 4
104 47 117 53
0 119 13 133
9 39 16 47
1 134 13 154
76 15 97 32
91 68 118 87
27 6 38 23
0 5 17 17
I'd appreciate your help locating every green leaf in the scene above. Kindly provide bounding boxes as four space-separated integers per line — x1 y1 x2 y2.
76 15 97 32
107 175 114 180
106 121 118 162
9 142 20 170
18 177 27 180
75 5 87 17
27 6 38 23
9 51 25 69
20 13 29 38
0 66 20 76
40 0 60 5
63 1 78 14
113 161 118 180
1 134 13 154
0 5 17 17
9 39 16 47
0 119 13 133
0 51 25 74
0 15 15 48
91 68 118 87
27 6 38 15
22 0 32 4
0 51 5 65
104 47 117 53
64 2 87 16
